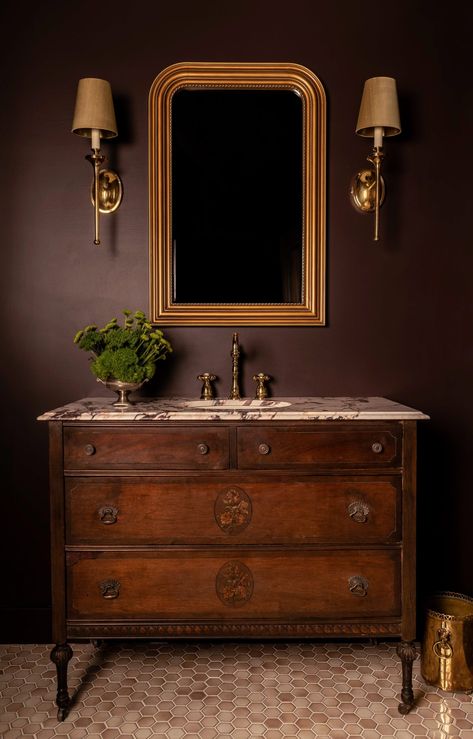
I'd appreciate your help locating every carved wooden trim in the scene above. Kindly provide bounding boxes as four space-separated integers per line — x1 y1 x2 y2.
68 621 402 637
214 487 252 534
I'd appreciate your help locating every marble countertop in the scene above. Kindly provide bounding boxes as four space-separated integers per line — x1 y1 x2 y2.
37 396 429 422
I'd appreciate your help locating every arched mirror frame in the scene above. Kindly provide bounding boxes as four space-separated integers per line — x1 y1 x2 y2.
149 62 326 325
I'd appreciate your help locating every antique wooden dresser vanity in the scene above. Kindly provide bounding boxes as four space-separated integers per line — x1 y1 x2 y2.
39 396 428 720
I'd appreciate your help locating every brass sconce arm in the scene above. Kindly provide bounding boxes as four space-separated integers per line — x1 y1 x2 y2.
370 147 383 242
85 150 123 245
350 147 385 241
86 150 105 246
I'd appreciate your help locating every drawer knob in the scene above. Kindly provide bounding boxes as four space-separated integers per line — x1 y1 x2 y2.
258 443 271 455
197 442 210 455
371 442 384 454
347 500 370 523
84 444 96 456
98 505 119 525
99 580 120 599
348 575 369 597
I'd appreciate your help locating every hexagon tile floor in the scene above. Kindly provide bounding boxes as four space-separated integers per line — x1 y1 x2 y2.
0 641 472 738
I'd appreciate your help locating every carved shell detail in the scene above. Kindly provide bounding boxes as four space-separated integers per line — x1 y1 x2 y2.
216 560 254 607
214 487 252 534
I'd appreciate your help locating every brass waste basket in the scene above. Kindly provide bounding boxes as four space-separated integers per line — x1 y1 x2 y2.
421 591 473 692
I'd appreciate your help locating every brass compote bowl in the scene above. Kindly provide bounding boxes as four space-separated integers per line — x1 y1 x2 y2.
98 378 148 408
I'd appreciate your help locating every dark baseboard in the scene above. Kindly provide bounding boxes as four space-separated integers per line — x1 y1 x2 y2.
0 608 51 643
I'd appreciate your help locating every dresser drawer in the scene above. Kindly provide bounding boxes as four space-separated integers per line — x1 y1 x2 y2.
67 549 400 620
66 476 400 545
63 427 230 470
237 425 402 469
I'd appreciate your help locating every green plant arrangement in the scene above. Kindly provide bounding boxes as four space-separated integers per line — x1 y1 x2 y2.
74 310 172 384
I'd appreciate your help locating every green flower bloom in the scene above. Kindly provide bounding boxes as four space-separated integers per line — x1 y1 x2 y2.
74 310 172 384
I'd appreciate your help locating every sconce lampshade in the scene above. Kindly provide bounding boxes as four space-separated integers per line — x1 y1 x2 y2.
72 78 118 138
356 76 401 138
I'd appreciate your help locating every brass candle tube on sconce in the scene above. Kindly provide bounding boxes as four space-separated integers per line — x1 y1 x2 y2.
71 77 123 245
350 76 401 241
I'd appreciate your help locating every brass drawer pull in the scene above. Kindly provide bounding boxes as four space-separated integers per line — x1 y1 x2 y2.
98 506 118 525
371 442 384 454
258 443 271 455
347 500 370 523
197 443 209 455
349 575 369 597
84 444 96 456
99 580 120 599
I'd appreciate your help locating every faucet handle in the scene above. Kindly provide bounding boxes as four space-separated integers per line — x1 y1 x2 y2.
197 373 217 400
253 372 271 400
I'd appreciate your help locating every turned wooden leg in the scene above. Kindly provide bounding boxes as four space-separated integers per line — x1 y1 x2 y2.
396 640 417 714
50 643 73 721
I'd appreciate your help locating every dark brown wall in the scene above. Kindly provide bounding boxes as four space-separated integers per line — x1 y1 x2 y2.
1 0 472 641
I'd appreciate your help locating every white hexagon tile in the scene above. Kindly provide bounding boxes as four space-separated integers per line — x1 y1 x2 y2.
0 641 472 738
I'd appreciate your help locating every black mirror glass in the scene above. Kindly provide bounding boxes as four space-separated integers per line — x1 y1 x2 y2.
171 89 303 304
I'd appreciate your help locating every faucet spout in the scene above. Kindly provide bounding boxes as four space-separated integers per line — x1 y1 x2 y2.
230 332 241 400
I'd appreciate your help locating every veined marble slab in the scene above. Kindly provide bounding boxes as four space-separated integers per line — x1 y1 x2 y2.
38 396 429 422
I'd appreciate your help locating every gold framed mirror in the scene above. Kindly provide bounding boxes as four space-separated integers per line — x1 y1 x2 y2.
149 62 326 325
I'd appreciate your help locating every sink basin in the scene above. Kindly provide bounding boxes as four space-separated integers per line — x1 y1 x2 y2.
184 399 291 409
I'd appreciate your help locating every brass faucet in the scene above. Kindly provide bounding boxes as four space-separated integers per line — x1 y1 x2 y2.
197 373 216 400
230 332 241 399
253 372 271 399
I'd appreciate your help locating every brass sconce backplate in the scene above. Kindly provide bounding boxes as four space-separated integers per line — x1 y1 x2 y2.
90 169 123 214
350 168 385 213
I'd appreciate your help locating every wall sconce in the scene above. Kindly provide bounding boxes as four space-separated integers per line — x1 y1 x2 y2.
350 76 401 241
71 78 123 245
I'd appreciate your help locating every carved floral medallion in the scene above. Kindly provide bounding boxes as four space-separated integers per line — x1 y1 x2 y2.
214 487 252 534
216 560 254 607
